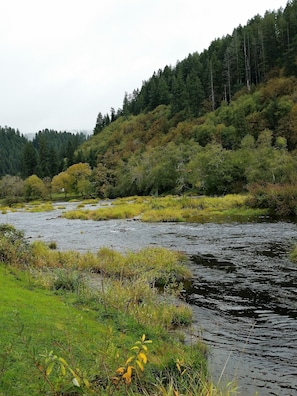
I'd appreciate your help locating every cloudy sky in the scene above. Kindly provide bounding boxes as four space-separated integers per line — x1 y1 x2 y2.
0 0 289 135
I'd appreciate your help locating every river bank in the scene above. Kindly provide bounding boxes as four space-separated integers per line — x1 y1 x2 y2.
1 199 297 395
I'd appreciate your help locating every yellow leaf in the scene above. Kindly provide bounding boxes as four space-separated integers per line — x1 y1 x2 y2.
138 352 147 364
125 356 134 365
141 334 146 342
131 346 140 352
142 345 148 352
116 367 125 375
123 366 132 384
135 359 144 372
68 367 76 377
83 378 90 388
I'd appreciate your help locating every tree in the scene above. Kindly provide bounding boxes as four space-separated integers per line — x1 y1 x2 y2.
51 171 72 198
94 112 104 135
65 141 75 168
22 142 38 177
37 135 50 178
171 74 186 115
23 175 46 201
66 163 92 195
0 175 24 202
188 144 246 195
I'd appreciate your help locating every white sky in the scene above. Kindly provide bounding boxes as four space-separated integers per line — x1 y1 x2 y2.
0 0 289 135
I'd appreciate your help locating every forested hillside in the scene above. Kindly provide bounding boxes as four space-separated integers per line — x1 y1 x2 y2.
94 0 297 130
75 0 297 199
2 0 297 207
80 74 297 197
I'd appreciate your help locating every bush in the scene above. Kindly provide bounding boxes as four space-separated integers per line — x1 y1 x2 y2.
0 224 33 267
248 183 297 216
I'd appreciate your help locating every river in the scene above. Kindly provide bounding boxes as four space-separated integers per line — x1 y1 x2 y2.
1 202 297 396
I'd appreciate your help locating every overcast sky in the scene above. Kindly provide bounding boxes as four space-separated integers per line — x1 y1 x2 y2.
0 0 289 135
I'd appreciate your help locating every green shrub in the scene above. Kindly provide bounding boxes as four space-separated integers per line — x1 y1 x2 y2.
0 224 33 267
248 183 297 216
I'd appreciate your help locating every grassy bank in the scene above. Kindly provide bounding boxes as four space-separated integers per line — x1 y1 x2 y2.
62 194 268 223
0 225 237 395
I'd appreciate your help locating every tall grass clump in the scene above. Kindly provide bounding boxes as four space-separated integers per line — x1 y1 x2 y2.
24 201 55 212
90 203 144 220
91 246 191 285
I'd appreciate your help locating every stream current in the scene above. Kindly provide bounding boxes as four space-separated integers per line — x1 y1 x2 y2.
1 203 297 395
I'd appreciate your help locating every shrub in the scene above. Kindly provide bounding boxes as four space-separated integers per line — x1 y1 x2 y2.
248 183 297 216
48 241 57 250
0 224 33 267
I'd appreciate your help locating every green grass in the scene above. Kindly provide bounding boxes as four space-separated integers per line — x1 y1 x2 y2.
0 225 239 395
0 265 205 395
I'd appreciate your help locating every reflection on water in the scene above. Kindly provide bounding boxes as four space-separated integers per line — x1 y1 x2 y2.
1 203 297 395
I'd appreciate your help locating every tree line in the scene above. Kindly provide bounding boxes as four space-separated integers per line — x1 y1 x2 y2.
0 128 88 178
80 72 297 199
94 0 297 130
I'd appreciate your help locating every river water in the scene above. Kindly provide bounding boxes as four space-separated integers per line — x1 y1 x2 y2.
1 203 297 396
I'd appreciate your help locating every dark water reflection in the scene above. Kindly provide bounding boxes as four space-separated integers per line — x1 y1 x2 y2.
1 204 297 395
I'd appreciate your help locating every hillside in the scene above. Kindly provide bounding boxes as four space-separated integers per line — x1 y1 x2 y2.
75 1 297 198
94 1 297 129
79 73 297 197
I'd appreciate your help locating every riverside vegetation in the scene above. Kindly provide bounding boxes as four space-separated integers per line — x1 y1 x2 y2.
61 194 267 223
0 224 239 396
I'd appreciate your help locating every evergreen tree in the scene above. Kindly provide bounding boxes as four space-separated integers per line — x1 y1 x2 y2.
22 142 38 178
37 135 50 178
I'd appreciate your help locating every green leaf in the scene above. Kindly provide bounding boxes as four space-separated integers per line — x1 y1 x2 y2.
60 363 66 376
59 357 68 366
46 361 55 376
